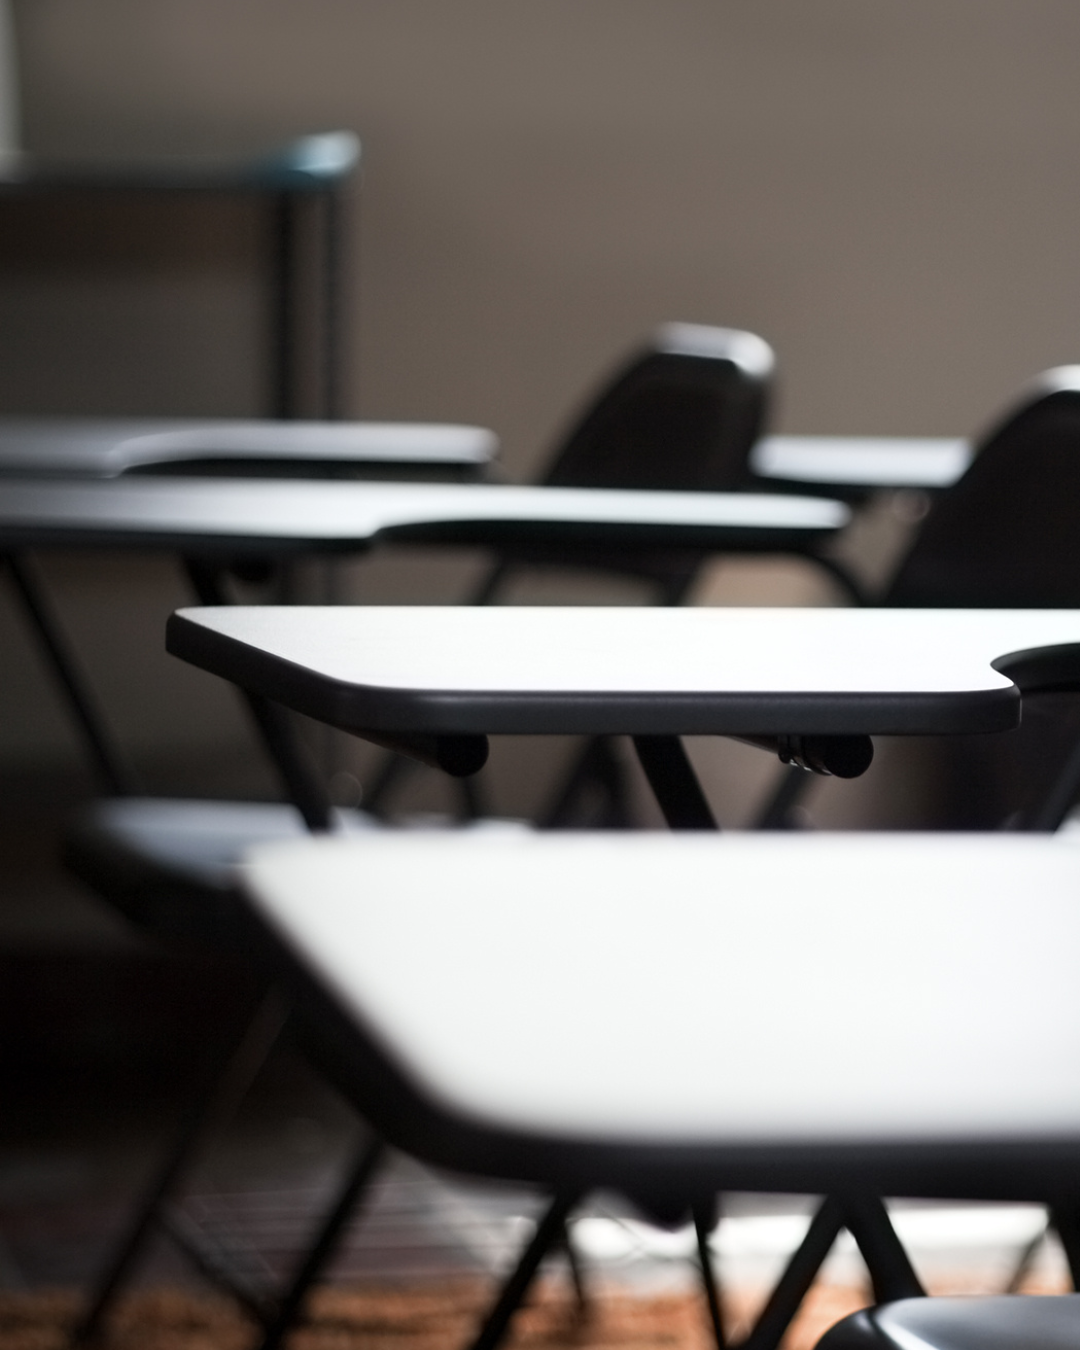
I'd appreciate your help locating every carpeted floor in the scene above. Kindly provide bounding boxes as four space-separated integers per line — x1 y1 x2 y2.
0 1281 875 1350
4 1279 1072 1350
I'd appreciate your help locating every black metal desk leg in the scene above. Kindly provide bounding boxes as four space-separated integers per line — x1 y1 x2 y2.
182 558 333 832
738 1197 845 1350
841 1196 924 1303
74 990 291 1345
693 1201 726 1349
259 1134 384 1350
1050 1206 1080 1288
4 553 141 795
631 735 719 830
468 1192 582 1350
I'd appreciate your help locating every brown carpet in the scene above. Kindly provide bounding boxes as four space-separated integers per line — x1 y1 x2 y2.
0 1281 867 1350
0 1279 1068 1350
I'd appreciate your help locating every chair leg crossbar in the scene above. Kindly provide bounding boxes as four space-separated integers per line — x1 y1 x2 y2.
690 1195 922 1350
467 1192 583 1350
77 1024 936 1350
74 984 386 1350
74 991 292 1344
258 1135 385 1350
73 989 578 1350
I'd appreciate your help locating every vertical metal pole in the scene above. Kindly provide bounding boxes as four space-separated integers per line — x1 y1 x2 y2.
271 192 297 419
321 187 345 420
631 734 719 830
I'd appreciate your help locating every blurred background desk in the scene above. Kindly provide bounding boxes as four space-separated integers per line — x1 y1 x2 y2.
0 417 496 480
0 478 847 793
751 436 973 496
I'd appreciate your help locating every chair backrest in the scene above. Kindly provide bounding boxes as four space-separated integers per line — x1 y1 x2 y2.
872 369 1080 831
886 368 1080 608
541 323 774 492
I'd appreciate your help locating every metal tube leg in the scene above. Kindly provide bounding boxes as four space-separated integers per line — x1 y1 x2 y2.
181 558 333 832
754 764 810 831
470 561 510 607
541 738 607 828
270 191 298 419
1050 1207 1080 1289
74 990 291 1345
467 1192 581 1350
362 752 415 820
804 555 869 607
841 1196 924 1303
5 553 140 795
259 1135 384 1350
457 770 489 822
693 1202 726 1350
542 737 636 829
631 735 719 830
560 1219 588 1314
320 187 345 421
1004 1218 1049 1293
738 1198 845 1350
241 691 334 833
1020 740 1080 832
157 1206 271 1323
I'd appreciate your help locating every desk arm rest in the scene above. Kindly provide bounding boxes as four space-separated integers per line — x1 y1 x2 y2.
354 730 489 778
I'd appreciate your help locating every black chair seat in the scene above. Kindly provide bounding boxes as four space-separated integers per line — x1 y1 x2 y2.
818 1294 1080 1350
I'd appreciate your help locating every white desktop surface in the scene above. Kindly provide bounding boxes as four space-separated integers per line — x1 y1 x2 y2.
0 418 497 476
0 478 846 546
243 830 1080 1147
752 436 972 489
168 606 1080 736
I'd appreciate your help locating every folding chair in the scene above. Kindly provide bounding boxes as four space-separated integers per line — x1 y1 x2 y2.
761 365 1080 832
366 321 784 824
477 321 775 602
817 1294 1080 1349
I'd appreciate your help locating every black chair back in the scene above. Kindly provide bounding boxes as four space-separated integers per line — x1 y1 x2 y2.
886 368 1080 609
543 323 774 493
858 369 1080 830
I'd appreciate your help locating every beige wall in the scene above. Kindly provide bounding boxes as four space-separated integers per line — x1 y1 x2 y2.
3 1 1080 777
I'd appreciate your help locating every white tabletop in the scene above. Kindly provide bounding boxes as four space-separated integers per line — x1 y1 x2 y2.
242 830 1080 1150
751 436 972 490
0 478 846 553
168 606 1080 737
0 418 498 478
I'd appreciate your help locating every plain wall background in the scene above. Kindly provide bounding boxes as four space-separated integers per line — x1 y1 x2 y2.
3 0 1080 783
